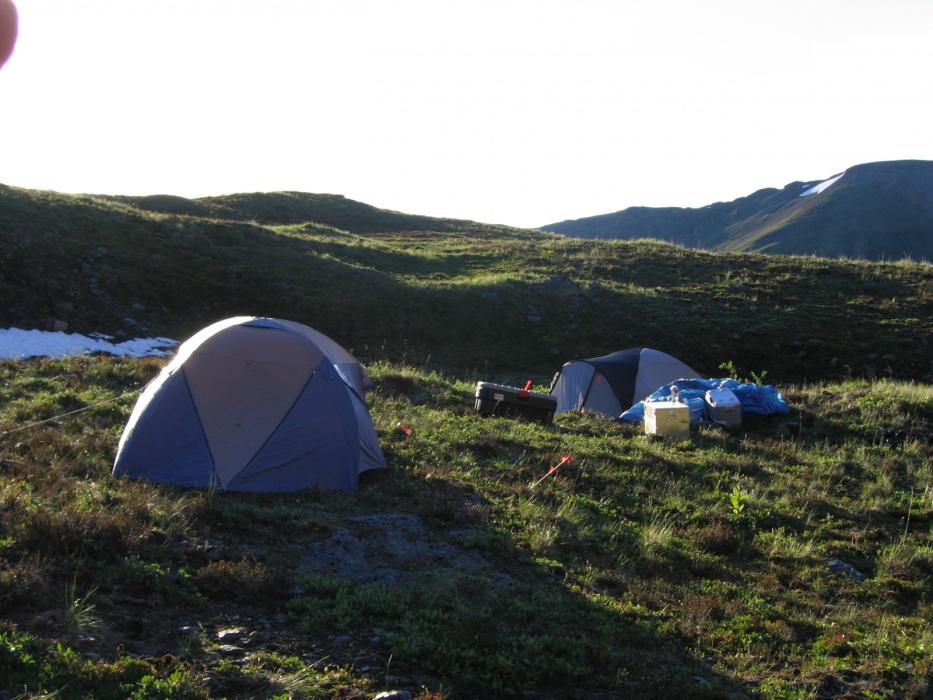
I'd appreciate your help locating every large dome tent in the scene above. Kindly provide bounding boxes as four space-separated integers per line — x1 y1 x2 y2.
551 347 700 417
112 317 385 492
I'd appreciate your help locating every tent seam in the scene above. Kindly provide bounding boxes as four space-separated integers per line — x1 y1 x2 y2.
548 367 563 394
226 366 319 489
180 369 219 485
579 365 598 411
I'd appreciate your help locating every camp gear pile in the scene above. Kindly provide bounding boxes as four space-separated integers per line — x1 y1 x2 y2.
619 378 791 425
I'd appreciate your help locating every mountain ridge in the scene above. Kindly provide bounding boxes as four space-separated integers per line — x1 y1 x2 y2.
542 160 933 261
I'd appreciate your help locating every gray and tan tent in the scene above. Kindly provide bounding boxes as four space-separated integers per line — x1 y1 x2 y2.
113 317 385 492
551 347 700 417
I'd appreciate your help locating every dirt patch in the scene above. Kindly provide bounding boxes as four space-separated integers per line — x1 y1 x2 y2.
298 513 513 587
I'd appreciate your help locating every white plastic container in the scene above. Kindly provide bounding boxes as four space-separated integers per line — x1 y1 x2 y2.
644 401 690 439
705 388 742 428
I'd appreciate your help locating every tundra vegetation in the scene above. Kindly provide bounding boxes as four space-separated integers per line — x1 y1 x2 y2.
0 186 931 698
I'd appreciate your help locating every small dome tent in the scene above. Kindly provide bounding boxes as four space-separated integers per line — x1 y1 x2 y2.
113 317 385 492
551 348 700 417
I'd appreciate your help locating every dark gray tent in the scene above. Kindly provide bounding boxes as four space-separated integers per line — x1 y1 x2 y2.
112 317 385 492
551 347 699 417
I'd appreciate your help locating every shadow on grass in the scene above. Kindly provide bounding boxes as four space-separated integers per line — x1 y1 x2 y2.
279 472 747 699
0 479 747 697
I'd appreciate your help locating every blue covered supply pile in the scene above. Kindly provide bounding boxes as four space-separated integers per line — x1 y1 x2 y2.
618 378 791 424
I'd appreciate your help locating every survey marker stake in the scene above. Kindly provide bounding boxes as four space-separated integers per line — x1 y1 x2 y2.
530 454 575 489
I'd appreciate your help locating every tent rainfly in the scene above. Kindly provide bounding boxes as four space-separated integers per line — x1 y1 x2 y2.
550 347 700 417
112 317 385 492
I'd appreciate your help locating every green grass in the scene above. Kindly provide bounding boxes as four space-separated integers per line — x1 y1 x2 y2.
2 184 932 384
1 358 930 698
1 184 931 697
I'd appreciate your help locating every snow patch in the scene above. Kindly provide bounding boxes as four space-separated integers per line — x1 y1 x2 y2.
800 171 846 197
0 328 178 360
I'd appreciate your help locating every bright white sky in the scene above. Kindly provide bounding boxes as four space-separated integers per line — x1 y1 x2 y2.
1 0 931 227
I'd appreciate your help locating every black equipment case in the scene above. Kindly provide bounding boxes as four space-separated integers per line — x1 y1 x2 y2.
474 381 557 423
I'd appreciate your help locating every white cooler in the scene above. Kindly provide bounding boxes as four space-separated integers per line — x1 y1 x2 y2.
705 388 742 428
644 401 690 439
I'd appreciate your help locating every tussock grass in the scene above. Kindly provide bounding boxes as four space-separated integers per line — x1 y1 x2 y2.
638 517 676 559
62 579 101 637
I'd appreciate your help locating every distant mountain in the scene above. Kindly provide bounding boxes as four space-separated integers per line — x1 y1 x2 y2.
542 160 933 261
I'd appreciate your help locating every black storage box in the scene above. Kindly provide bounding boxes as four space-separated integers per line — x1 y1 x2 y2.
474 381 557 423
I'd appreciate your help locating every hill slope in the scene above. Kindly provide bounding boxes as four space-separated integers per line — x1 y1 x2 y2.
0 183 932 698
2 183 932 384
100 191 497 234
542 160 933 261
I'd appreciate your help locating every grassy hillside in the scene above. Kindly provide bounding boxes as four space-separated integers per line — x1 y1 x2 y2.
0 358 930 698
2 183 932 384
542 161 933 261
100 191 496 235
1 183 932 698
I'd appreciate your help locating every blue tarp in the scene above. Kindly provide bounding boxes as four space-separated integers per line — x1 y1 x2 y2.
618 378 791 424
